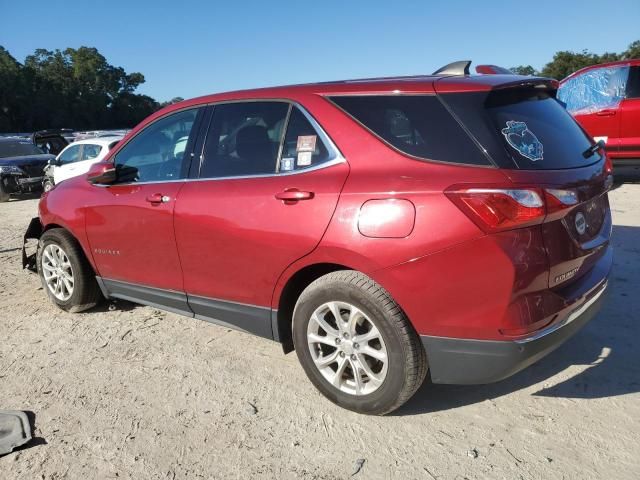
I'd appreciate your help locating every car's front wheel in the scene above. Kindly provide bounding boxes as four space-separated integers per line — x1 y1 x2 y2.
37 228 102 312
293 271 427 415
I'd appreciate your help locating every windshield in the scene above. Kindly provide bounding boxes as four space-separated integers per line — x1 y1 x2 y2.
439 88 600 170
0 140 44 158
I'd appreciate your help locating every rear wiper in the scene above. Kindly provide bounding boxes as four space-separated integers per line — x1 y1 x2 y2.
583 139 606 159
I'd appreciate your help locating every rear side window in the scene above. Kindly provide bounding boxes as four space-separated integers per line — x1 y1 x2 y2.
627 66 640 99
441 88 600 170
279 108 332 172
201 102 289 178
200 102 336 178
81 144 102 160
329 95 490 166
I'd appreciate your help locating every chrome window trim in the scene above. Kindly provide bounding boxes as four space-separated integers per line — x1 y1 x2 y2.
108 99 346 187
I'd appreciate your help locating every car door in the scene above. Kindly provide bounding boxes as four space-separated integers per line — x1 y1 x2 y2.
618 65 640 160
84 107 204 302
173 101 349 337
54 144 82 184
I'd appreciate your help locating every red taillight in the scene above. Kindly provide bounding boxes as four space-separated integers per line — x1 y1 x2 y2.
544 188 579 214
446 187 545 233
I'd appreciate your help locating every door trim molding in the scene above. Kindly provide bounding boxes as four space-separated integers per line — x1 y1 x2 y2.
97 277 275 341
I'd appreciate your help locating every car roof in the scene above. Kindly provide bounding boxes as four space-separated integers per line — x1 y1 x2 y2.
561 59 640 83
65 136 123 147
152 73 554 122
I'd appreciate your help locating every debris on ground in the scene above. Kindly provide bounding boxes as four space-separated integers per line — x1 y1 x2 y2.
0 411 32 456
351 458 365 476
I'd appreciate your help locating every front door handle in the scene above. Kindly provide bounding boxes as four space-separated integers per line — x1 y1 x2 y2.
275 189 314 202
146 193 170 204
596 109 617 116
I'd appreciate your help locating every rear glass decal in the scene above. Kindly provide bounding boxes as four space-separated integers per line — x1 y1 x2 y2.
501 120 543 162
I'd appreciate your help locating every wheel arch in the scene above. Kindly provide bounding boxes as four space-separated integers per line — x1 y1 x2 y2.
274 262 351 353
40 222 98 274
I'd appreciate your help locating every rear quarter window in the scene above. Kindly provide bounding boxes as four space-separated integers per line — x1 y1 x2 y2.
329 95 490 166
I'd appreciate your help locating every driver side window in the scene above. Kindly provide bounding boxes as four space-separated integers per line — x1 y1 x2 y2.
114 108 199 183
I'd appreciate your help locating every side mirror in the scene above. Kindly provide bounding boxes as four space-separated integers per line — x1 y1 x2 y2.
87 161 116 185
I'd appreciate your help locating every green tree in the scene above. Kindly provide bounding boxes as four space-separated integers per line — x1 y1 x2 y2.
622 40 640 59
0 47 25 131
510 65 538 76
0 45 159 131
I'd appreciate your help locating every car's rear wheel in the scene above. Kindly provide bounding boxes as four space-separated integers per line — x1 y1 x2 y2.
37 229 102 312
293 270 427 415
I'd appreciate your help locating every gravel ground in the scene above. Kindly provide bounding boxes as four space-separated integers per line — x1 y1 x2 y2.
1 184 639 480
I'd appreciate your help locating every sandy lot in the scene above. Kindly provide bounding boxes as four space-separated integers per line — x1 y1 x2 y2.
1 184 639 480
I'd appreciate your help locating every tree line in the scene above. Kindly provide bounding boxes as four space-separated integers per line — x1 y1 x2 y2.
1 41 639 133
511 40 640 78
0 46 183 133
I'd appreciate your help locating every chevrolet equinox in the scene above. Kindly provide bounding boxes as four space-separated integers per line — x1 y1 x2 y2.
25 62 613 414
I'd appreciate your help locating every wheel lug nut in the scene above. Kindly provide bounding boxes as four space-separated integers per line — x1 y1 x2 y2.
335 338 341 345
343 332 349 339
339 351 345 357
350 354 356 360
353 343 359 349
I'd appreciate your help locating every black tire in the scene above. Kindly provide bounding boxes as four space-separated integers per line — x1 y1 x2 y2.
0 181 10 202
42 179 54 193
37 228 103 312
293 270 427 415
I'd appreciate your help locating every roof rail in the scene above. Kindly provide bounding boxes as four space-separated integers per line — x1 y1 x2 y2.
432 60 471 76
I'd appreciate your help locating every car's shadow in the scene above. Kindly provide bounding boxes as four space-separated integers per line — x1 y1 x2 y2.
394 224 639 416
91 298 140 313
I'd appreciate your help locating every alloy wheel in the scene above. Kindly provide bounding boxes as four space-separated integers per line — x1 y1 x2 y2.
41 244 74 301
306 301 388 396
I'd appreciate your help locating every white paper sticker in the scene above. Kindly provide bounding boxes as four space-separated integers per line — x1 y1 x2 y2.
297 151 312 166
296 135 317 153
281 157 294 171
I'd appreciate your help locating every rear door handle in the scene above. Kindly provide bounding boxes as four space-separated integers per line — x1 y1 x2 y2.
275 189 315 202
146 193 170 204
596 109 616 116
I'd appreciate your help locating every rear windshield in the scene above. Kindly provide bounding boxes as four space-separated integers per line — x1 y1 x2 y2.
329 95 490 166
0 140 44 158
440 88 601 170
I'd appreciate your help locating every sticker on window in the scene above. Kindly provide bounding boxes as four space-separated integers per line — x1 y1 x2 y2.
501 121 543 162
296 135 317 153
297 151 312 166
281 157 294 171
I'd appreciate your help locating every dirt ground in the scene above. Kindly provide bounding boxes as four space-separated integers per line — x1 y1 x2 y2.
1 183 639 480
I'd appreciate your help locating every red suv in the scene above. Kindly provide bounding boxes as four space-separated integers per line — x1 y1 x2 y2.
25 63 612 414
558 59 640 168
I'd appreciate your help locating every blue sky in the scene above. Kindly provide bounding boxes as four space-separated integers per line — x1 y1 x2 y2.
2 0 639 101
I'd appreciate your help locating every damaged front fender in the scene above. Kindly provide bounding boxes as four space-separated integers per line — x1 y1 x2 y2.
22 217 42 272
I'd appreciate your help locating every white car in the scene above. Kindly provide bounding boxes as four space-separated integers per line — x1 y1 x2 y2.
45 136 123 190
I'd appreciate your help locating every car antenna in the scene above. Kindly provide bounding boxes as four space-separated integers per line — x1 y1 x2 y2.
432 60 472 76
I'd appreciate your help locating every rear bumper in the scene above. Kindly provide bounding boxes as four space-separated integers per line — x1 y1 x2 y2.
422 250 611 385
